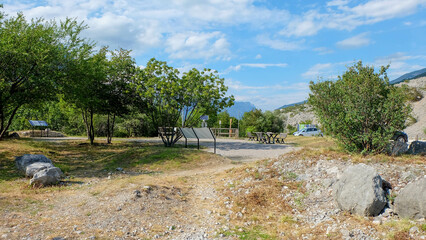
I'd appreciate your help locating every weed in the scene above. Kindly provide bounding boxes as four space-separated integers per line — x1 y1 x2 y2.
221 226 276 240
280 214 297 224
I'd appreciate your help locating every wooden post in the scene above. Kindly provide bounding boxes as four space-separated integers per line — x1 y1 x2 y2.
229 119 232 137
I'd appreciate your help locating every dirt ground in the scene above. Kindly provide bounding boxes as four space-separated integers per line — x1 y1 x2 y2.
1 138 425 239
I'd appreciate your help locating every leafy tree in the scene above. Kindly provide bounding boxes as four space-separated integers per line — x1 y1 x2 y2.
239 109 263 136
62 48 109 144
308 61 411 153
0 13 88 139
133 58 234 146
102 49 136 143
256 111 284 133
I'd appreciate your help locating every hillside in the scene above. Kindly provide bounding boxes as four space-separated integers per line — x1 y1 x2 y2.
389 68 426 85
224 101 256 119
396 77 426 140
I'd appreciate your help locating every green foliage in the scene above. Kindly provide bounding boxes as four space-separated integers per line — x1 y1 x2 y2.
308 61 411 153
221 227 275 240
0 13 89 138
133 58 234 146
401 85 423 102
286 124 297 134
208 111 238 128
239 109 284 136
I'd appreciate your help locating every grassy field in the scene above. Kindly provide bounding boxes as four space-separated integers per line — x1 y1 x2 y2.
0 138 218 182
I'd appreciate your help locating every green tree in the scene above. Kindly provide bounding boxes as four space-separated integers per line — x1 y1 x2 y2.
133 58 234 146
308 61 411 153
62 48 108 144
239 109 263 136
102 48 136 143
0 13 88 139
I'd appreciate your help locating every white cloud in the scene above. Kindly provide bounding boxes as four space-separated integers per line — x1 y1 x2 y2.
313 47 334 55
225 63 288 73
302 63 334 79
165 31 230 60
281 0 426 37
280 10 324 37
255 54 262 59
257 35 304 51
336 32 372 49
373 52 426 79
327 0 350 7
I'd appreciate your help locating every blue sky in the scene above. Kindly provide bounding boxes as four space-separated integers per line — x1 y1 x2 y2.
3 0 426 110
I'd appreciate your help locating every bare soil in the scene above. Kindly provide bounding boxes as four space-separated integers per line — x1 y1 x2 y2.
1 138 425 240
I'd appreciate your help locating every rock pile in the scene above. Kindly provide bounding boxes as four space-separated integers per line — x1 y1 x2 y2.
333 164 388 216
15 154 63 186
394 176 426 219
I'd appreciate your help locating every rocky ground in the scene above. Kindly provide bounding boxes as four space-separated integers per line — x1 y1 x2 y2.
397 77 426 140
1 139 425 239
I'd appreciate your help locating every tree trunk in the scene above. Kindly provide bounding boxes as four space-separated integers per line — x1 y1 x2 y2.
89 110 95 145
106 113 116 144
0 105 21 139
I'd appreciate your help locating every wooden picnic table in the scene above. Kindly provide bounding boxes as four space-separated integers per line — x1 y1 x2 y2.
254 132 265 143
265 132 279 144
254 132 279 144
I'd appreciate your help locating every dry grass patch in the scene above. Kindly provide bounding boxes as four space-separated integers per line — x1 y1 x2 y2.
218 162 307 238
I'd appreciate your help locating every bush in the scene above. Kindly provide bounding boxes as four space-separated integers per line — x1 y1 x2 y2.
308 61 411 154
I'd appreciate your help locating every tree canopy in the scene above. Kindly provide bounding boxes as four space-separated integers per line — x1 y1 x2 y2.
0 13 89 139
133 58 234 146
308 61 411 153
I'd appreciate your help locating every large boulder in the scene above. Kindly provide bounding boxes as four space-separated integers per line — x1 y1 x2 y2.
387 141 408 156
15 154 52 173
30 167 63 186
394 177 426 219
25 162 55 177
407 141 426 155
333 164 387 216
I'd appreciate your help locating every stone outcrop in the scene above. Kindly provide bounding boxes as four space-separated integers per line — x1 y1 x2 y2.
407 141 426 155
30 167 63 186
25 162 55 177
15 154 62 187
394 177 426 219
15 154 52 172
387 141 408 156
333 164 388 216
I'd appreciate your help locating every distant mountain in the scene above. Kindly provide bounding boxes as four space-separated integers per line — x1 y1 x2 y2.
389 68 426 84
277 100 307 110
224 101 256 119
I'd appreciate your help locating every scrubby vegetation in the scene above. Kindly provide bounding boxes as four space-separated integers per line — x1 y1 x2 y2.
309 61 411 154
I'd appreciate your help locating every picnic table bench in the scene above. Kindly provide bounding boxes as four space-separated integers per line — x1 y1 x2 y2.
252 132 287 144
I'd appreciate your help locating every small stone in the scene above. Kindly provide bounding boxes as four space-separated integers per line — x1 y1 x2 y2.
116 206 122 211
133 190 141 198
116 167 123 171
409 226 419 234
372 218 382 225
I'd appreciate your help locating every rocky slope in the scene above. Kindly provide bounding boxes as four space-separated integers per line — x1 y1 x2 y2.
397 77 426 140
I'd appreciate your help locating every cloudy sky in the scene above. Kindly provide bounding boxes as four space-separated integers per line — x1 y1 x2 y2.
3 0 426 110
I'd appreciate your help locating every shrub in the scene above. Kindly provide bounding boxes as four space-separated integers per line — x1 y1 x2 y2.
308 61 411 154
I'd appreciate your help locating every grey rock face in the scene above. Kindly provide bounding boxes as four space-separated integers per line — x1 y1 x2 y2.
387 141 408 156
30 167 63 186
333 164 387 216
394 177 426 219
15 154 52 172
25 162 54 177
407 141 426 155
